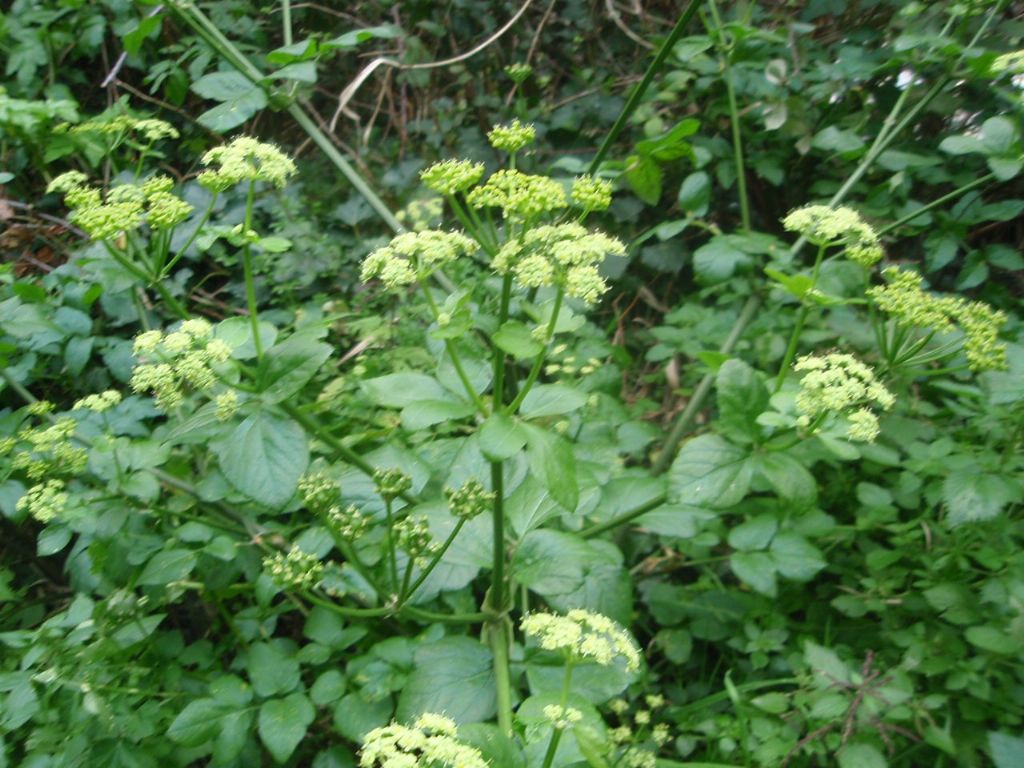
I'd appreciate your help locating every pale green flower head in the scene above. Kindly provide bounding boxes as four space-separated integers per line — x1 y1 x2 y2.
147 192 193 229
445 479 495 520
264 546 324 590
571 175 614 212
73 390 122 413
467 169 566 219
420 159 485 195
361 230 478 289
70 115 179 142
360 714 489 768
543 704 583 730
793 352 894 442
130 322 233 410
487 118 536 153
47 171 88 194
215 390 238 421
327 504 371 541
198 136 296 191
783 204 883 267
16 479 68 523
521 609 642 672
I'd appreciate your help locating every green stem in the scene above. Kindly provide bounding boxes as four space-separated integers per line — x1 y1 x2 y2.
161 193 219 277
383 498 400 596
103 241 189 319
403 606 490 624
540 662 575 768
877 173 995 237
588 0 703 173
506 289 563 414
493 274 514 407
418 279 490 416
490 461 506 612
281 0 292 45
487 457 514 736
240 181 262 359
707 0 750 230
488 617 515 736
399 518 467 606
580 492 668 538
773 245 826 392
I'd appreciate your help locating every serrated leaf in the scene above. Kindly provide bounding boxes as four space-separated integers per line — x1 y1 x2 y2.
727 515 777 551
167 698 225 746
520 383 588 419
258 693 314 763
770 533 826 581
214 413 308 508
669 434 752 508
138 548 196 585
625 154 662 205
248 642 301 697
716 359 768 443
524 425 578 511
479 412 529 461
943 470 1018 526
493 321 543 360
396 638 495 723
729 551 777 596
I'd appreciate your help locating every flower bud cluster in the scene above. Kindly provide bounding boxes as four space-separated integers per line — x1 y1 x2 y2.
395 515 439 563
11 417 87 480
783 205 883 267
16 479 69 523
328 504 371 541
445 479 494 519
521 609 642 671
73 390 122 413
299 470 340 514
65 115 179 142
420 160 485 196
467 169 567 220
264 546 324 591
487 119 536 153
373 468 413 500
793 353 895 443
571 175 614 212
197 136 296 192
215 391 239 421
868 267 1008 371
130 320 232 410
361 230 479 289
543 704 583 730
360 713 489 768
47 171 193 240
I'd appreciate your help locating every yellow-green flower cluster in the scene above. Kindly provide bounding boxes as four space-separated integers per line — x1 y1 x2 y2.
328 504 371 541
198 136 296 192
395 515 438 562
992 50 1024 74
264 546 324 590
492 223 625 304
445 479 494 520
487 119 536 153
47 172 193 239
793 353 895 443
867 267 1008 371
299 470 340 513
571 175 614 212
374 468 413 500
543 704 583 730
361 231 478 289
215 391 239 421
467 169 567 220
73 390 122 413
16 479 69 524
67 115 179 142
521 609 642 672
420 160 485 196
360 714 489 768
11 417 87 480
782 205 883 267
130 319 232 410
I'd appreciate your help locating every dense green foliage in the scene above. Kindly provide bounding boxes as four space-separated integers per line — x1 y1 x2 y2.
1 1 1023 766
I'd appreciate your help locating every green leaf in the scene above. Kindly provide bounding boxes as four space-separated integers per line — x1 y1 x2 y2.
396 638 495 723
260 332 332 403
693 235 754 284
493 321 543 359
524 425 578 511
167 698 225 746
939 134 984 156
716 359 768 443
838 742 887 768
980 116 1018 155
625 154 663 205
677 171 710 215
990 731 1024 768
362 373 450 408
247 642 301 697
138 548 196 586
729 551 777 596
812 125 865 155
669 434 752 508
770 533 826 581
479 412 529 461
765 267 815 299
400 399 475 430
727 515 777 551
520 383 588 419
753 452 818 505
191 72 256 102
459 724 526 768
258 693 315 763
327 24 402 50
943 470 1018 526
965 625 1018 655
804 641 850 686
311 670 347 706
267 38 319 64
507 478 564 537
635 118 699 160
214 412 309 508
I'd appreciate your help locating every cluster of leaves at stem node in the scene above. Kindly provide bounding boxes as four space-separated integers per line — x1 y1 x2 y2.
794 353 895 442
129 319 232 410
359 713 489 768
783 204 883 267
521 609 642 671
868 267 1008 371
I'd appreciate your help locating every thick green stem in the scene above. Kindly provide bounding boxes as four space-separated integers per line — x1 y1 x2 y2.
487 459 514 735
877 173 995 236
773 244 826 392
240 181 263 359
506 289 563 414
418 279 489 415
490 461 506 612
488 616 515 735
281 0 292 45
708 0 750 230
540 662 575 768
383 499 400 596
588 0 703 173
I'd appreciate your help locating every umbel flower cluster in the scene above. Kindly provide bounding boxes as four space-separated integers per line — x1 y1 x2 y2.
868 267 1008 371
794 353 896 443
360 713 489 768
197 136 297 192
60 114 179 142
364 121 622 306
47 172 193 240
263 546 324 591
130 319 232 410
521 609 642 672
299 471 372 541
783 204 883 267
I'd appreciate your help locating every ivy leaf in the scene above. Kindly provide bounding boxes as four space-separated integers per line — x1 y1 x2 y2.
396 638 496 723
214 412 309 508
258 693 315 763
669 434 752 508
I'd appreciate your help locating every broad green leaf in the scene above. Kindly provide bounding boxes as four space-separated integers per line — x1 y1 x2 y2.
167 698 225 746
669 434 752 508
727 514 777 551
980 116 1018 155
215 317 278 359
506 477 563 537
837 742 887 768
729 551 777 596
267 38 319 64
400 399 475 430
138 548 196 585
362 373 450 408
479 412 529 461
635 118 699 160
459 724 526 768
214 709 253 763
625 154 663 205
396 638 495 723
260 332 332 403
214 412 308 508
197 88 267 133
524 425 578 511
492 321 543 359
812 125 865 155
943 470 1019 526
965 625 1018 655
677 171 710 215
327 24 402 49
333 693 392 742
754 452 818 505
191 71 254 101
770 533 826 581
716 359 768 443
259 693 315 763
247 642 301 697
520 383 588 419
990 731 1024 768
311 670 347 706
804 641 850 686
765 267 815 299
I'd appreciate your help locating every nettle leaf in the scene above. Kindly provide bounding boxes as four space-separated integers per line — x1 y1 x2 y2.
669 434 753 508
258 693 314 763
524 424 578 511
214 412 309 508
396 637 496 724
943 470 1020 526
716 359 769 443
